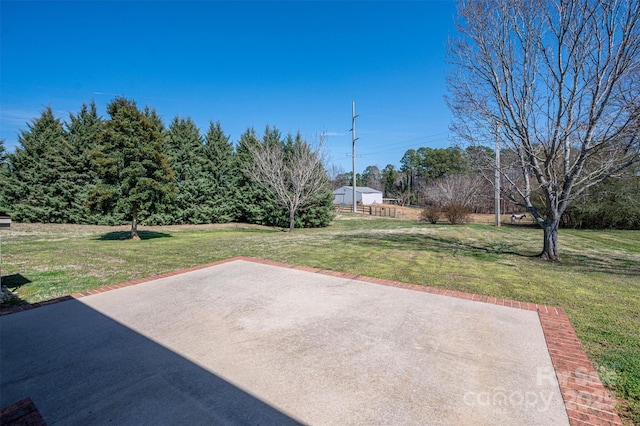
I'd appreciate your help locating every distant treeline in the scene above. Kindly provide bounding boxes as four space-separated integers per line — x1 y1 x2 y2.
333 146 640 230
0 100 334 228
1 99 637 230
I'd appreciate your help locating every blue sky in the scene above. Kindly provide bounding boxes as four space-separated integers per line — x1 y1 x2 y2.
1 0 458 173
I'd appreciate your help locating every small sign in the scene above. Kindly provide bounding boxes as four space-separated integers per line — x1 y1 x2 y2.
0 216 11 228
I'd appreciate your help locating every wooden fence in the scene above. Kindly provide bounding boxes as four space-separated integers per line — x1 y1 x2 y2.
335 204 397 218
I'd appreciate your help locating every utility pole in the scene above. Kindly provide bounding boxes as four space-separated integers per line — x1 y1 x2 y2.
495 123 501 227
351 100 359 212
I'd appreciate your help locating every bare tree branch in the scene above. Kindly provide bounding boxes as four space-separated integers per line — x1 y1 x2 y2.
246 133 330 232
448 0 640 259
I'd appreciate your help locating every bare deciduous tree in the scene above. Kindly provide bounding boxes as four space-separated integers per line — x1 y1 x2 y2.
247 133 329 232
423 174 483 224
448 0 640 259
362 165 384 192
327 163 347 189
423 174 483 208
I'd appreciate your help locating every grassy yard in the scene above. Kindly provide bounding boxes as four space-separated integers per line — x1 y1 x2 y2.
1 216 639 424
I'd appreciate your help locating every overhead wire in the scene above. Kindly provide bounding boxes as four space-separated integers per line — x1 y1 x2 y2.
331 131 450 158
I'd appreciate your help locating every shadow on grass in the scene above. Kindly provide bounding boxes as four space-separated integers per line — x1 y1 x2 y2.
1 274 31 288
505 222 540 229
332 232 532 260
95 231 172 241
1 274 32 309
332 232 640 276
561 253 640 276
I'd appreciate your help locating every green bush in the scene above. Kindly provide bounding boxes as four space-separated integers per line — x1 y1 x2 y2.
562 175 640 230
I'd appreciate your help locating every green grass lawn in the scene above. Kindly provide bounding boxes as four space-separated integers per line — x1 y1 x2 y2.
1 217 639 424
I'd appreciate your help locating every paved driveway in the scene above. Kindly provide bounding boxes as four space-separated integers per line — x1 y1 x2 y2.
1 259 572 425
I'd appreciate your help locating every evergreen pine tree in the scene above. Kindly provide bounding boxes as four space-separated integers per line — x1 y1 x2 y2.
143 106 165 134
204 121 237 223
65 101 106 223
282 134 335 229
234 127 282 225
294 188 335 228
237 126 334 229
89 97 177 239
0 139 9 215
246 130 334 230
0 139 6 163
163 116 210 224
6 107 79 222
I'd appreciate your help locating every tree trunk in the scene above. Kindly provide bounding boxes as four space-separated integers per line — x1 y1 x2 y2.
131 203 141 240
288 209 295 232
539 218 560 261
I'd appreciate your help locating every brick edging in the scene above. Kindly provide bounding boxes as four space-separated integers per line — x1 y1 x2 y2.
0 256 623 425
0 397 47 425
538 311 622 426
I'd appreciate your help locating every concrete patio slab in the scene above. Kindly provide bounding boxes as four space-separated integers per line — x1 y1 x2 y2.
0 257 620 425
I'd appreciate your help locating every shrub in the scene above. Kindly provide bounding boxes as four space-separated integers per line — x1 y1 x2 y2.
420 205 442 224
561 175 640 230
443 202 471 225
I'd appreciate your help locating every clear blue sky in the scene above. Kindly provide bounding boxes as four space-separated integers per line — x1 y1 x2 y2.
1 0 458 173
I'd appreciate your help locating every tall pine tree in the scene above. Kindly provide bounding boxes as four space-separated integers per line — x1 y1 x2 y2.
204 121 237 223
163 116 210 224
0 139 9 215
65 101 105 223
143 106 165 134
282 133 334 229
247 131 334 231
236 126 334 229
234 127 282 225
6 107 80 223
89 97 176 239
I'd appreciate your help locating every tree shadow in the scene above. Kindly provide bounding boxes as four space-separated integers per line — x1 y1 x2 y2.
95 231 172 241
560 253 640 276
331 232 640 276
505 222 539 229
332 232 533 260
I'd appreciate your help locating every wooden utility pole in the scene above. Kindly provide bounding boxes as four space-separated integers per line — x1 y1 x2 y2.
351 101 359 212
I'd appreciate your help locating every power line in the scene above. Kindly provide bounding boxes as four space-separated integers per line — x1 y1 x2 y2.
330 131 449 154
356 133 450 157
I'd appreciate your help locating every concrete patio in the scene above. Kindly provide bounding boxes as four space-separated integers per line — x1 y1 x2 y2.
0 258 620 425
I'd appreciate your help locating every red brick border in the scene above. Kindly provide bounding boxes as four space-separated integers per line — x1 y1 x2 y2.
0 397 47 425
0 256 622 425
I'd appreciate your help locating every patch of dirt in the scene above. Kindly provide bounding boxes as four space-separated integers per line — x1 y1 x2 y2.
394 206 423 221
341 205 508 225
400 207 535 225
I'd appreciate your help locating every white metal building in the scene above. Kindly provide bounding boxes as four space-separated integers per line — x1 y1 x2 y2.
333 186 383 205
